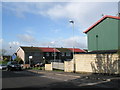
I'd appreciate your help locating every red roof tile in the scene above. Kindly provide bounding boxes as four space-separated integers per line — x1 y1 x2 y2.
67 48 86 52
38 47 60 52
84 15 120 33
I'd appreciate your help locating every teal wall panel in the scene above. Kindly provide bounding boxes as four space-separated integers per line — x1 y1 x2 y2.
87 18 119 51
119 20 120 49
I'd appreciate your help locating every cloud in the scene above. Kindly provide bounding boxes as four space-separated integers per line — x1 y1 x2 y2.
8 41 20 46
0 38 3 44
1 41 21 55
3 0 120 2
42 2 118 29
3 2 118 30
61 36 87 48
17 34 36 43
51 29 60 33
47 36 87 48
0 39 3 49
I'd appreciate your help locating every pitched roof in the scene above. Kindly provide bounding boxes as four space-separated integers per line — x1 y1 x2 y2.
56 48 72 52
20 46 41 52
19 46 85 53
84 15 120 34
67 48 86 52
38 47 60 52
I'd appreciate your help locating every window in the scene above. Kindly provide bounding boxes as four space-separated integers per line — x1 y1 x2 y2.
61 52 65 56
34 52 40 56
66 52 71 56
46 52 49 56
52 52 56 56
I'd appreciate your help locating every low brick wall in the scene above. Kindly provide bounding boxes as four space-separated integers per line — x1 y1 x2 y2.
45 64 52 71
75 53 119 74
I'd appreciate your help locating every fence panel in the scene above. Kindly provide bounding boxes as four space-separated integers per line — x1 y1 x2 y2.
52 62 64 70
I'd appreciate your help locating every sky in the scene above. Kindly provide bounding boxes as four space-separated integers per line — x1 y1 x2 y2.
1 0 119 55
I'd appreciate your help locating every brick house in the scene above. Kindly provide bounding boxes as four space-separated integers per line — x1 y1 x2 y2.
16 46 86 65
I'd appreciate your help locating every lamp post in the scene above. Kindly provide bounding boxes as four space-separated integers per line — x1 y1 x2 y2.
69 20 75 73
10 46 12 61
29 56 32 67
51 41 56 62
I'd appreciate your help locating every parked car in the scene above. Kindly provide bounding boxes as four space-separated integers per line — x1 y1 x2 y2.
0 64 7 70
7 61 22 71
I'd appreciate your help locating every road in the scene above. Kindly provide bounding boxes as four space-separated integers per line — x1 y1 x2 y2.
1 70 120 89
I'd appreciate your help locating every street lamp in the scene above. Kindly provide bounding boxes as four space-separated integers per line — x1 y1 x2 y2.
10 46 12 61
69 20 75 73
51 41 56 62
43 56 46 64
29 56 32 67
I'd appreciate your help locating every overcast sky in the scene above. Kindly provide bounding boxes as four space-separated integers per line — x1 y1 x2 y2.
1 0 119 55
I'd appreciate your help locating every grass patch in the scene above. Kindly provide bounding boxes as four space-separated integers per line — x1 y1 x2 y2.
32 67 45 70
0 60 8 65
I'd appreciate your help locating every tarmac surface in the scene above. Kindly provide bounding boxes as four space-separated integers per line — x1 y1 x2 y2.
1 69 120 89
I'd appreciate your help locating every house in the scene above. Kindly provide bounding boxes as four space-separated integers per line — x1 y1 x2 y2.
16 46 42 64
38 47 60 63
56 48 72 62
16 46 86 65
84 15 120 52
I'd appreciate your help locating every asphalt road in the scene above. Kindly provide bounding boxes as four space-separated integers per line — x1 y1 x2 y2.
1 70 120 90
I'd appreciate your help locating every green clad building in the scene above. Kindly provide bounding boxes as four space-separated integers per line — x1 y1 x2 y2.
84 15 120 52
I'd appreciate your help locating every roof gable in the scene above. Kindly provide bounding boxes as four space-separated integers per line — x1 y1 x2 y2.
84 15 120 34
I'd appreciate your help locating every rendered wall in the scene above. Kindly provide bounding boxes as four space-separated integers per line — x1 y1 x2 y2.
45 64 52 71
64 60 74 72
17 48 25 62
75 54 120 74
